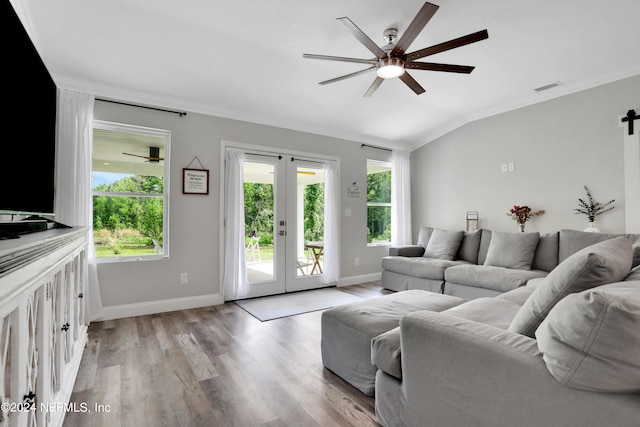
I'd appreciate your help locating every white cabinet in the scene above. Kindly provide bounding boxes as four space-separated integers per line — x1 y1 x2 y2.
0 228 88 427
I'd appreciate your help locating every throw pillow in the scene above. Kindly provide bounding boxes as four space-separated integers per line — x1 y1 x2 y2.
633 241 640 268
456 230 482 264
558 229 638 263
422 228 464 260
531 232 559 272
483 231 540 270
536 281 640 392
508 237 633 337
417 226 434 248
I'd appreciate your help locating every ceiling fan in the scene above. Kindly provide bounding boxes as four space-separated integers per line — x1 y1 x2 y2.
122 146 164 163
303 2 488 96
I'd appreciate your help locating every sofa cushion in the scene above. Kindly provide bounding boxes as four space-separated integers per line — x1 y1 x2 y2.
477 229 492 265
484 231 540 270
443 298 523 330
532 232 559 272
508 237 633 337
536 281 640 392
371 327 402 380
423 228 464 260
558 229 640 263
445 264 547 293
456 230 482 264
496 283 539 305
388 245 425 257
626 265 640 281
381 257 465 280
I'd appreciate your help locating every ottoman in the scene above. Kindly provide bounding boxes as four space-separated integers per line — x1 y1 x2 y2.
321 290 465 396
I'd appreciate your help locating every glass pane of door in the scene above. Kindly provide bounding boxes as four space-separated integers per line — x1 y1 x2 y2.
285 159 328 293
243 160 275 284
295 165 325 277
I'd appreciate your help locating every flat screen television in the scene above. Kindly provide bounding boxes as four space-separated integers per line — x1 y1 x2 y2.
1 0 57 218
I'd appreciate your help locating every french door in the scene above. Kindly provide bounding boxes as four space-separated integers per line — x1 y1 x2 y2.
236 151 331 298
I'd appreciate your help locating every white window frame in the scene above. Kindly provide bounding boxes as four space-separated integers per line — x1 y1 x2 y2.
366 159 392 247
92 120 171 263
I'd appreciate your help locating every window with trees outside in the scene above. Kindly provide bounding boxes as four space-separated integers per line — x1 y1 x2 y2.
91 121 170 260
367 160 392 245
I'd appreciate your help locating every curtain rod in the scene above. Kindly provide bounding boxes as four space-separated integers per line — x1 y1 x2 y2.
246 152 283 159
361 143 392 152
96 98 187 117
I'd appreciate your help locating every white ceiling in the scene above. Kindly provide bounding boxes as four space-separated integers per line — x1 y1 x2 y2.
15 0 640 151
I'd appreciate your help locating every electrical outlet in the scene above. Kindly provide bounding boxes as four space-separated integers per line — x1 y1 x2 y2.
180 273 188 284
501 163 508 173
354 258 360 266
508 162 515 172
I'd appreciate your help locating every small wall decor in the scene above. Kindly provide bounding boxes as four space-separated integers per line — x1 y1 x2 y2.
466 211 479 231
347 182 360 198
183 156 209 195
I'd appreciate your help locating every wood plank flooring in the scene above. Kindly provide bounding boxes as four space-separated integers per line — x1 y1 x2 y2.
63 282 392 427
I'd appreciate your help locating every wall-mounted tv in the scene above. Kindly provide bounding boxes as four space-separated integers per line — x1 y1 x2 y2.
1 0 57 218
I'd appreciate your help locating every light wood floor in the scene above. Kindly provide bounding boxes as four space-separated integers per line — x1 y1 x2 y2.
63 282 392 427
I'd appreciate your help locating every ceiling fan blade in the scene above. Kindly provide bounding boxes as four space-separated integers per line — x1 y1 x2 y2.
399 72 426 95
337 17 387 59
303 53 378 65
405 62 475 73
122 152 151 159
319 66 376 85
364 76 384 97
406 29 489 62
391 2 439 57
122 152 164 161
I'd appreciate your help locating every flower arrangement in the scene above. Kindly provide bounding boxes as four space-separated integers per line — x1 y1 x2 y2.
574 185 615 223
507 205 545 226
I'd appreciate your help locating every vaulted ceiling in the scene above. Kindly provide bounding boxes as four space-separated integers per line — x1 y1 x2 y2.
15 0 640 151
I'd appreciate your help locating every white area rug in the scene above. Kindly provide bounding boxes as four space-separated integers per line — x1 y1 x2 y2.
235 288 364 321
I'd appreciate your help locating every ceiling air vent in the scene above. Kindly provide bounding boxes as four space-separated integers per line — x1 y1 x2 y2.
534 82 562 92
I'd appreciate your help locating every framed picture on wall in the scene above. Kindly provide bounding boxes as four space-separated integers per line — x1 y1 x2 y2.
183 168 209 194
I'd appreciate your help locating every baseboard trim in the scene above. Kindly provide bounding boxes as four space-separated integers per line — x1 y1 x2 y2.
337 272 382 287
99 274 381 320
99 293 225 321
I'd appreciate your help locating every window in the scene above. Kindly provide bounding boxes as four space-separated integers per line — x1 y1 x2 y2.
91 121 170 260
367 160 392 245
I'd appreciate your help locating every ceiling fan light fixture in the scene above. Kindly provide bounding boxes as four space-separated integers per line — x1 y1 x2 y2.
376 57 405 79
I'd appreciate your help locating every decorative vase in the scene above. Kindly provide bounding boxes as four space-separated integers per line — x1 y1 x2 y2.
584 222 600 233
518 223 525 233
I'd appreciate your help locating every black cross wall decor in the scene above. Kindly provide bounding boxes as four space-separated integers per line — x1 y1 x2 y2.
622 109 639 136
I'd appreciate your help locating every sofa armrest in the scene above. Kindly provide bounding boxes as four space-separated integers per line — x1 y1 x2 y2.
388 245 425 257
394 311 640 427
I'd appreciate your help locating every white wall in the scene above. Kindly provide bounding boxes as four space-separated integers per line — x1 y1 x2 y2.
411 75 640 237
93 101 390 312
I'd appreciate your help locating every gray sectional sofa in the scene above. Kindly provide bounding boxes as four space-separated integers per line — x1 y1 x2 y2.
381 227 640 299
374 237 640 427
321 229 640 426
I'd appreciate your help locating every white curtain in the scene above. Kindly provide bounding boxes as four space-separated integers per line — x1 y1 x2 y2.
322 161 340 285
54 89 104 321
222 148 248 300
391 150 412 246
